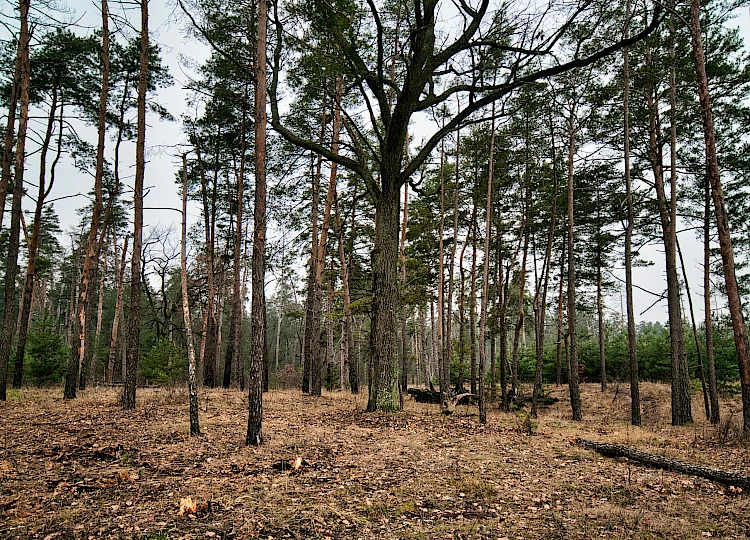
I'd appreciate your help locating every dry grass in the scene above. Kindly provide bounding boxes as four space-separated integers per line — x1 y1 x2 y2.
0 382 748 539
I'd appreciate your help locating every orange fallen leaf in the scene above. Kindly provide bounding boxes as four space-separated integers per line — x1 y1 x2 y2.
178 496 197 516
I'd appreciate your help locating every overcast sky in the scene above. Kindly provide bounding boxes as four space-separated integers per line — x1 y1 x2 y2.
11 1 750 324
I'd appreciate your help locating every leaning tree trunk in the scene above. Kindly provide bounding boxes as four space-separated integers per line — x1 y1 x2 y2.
690 0 750 433
123 0 148 410
0 0 30 401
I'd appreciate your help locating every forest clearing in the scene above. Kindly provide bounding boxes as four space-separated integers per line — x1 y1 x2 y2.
1 383 748 540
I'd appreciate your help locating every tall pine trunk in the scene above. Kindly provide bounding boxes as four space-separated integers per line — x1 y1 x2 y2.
566 103 582 421
182 154 200 436
437 128 449 412
66 0 110 399
0 0 30 401
107 234 128 384
477 105 496 425
13 89 60 388
246 0 267 445
623 1 641 425
690 0 750 433
647 45 692 425
532 109 559 417
704 180 720 424
123 0 148 410
223 103 247 389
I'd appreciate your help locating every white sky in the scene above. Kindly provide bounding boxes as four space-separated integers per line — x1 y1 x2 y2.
10 1 750 325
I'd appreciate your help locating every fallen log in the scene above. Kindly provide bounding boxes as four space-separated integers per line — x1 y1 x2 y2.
575 438 750 490
406 388 475 413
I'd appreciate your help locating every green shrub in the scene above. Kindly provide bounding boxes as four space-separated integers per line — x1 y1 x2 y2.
140 338 185 385
27 309 70 385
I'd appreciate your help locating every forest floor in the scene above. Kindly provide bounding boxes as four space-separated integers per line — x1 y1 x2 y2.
0 382 749 540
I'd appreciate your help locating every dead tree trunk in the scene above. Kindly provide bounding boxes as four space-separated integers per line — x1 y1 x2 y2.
576 438 750 489
182 153 200 436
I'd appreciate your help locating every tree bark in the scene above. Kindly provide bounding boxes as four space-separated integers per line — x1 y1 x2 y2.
0 0 22 231
246 0 266 445
565 103 582 421
690 0 750 433
437 127 449 412
677 239 710 420
66 0 110 399
223 102 247 389
647 50 692 425
469 214 478 396
123 0 148 410
0 0 30 401
107 235 128 384
555 244 565 387
577 438 750 489
311 76 343 396
447 117 461 392
511 174 530 395
367 182 401 413
704 179 720 424
478 105 496 424
303 99 327 395
195 135 218 388
13 88 59 388
335 185 357 393
596 196 606 392
182 154 200 436
400 166 409 400
623 1 641 425
532 108 559 417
